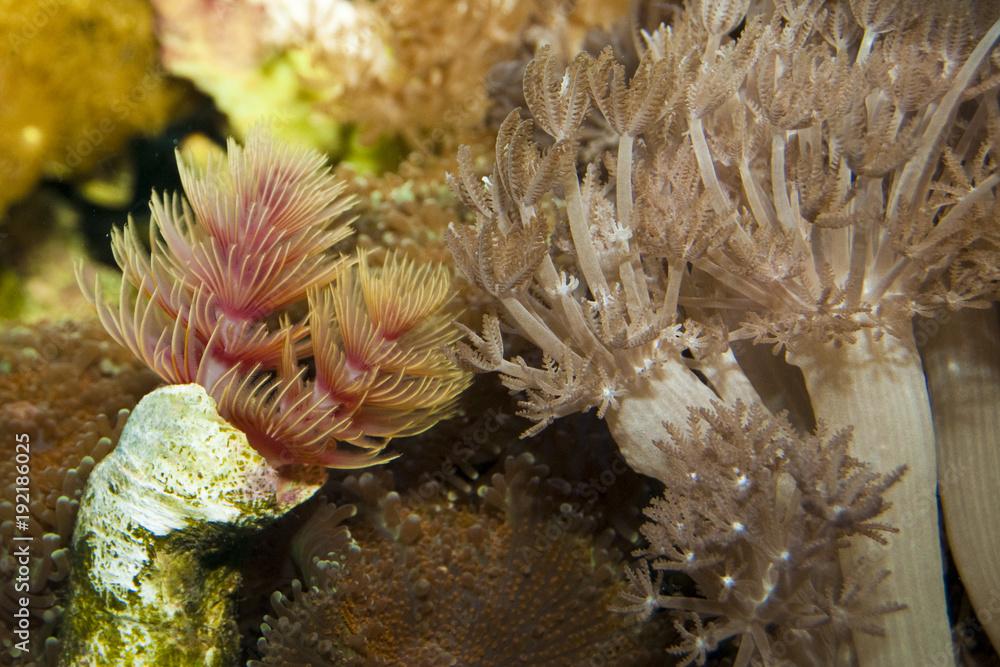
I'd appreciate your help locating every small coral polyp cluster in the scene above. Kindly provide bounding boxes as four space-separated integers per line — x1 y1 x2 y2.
254 456 661 666
619 403 904 665
151 0 630 153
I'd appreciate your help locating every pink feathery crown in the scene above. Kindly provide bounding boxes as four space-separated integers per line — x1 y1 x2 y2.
80 128 470 468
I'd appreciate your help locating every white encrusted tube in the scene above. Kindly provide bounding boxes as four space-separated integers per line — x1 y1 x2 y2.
60 384 325 666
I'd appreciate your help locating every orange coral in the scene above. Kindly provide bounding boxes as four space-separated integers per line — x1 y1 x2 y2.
252 455 665 666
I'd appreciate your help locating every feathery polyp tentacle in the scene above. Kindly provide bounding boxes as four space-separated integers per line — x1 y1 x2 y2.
80 128 468 468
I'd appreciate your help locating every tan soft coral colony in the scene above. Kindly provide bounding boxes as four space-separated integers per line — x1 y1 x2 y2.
448 0 1000 665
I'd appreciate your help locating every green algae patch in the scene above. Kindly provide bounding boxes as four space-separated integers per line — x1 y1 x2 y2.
61 536 241 666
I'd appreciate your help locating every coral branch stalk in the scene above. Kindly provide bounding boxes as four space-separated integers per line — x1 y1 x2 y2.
605 358 718 482
788 330 953 667
562 172 610 296
500 296 578 363
61 384 324 666
696 348 764 406
616 134 635 230
924 307 1000 651
689 115 730 216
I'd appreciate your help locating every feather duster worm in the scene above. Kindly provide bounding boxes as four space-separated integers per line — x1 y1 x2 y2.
79 128 470 468
63 129 469 665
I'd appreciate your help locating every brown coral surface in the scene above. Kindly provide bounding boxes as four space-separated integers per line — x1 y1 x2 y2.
253 455 666 666
0 320 158 664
